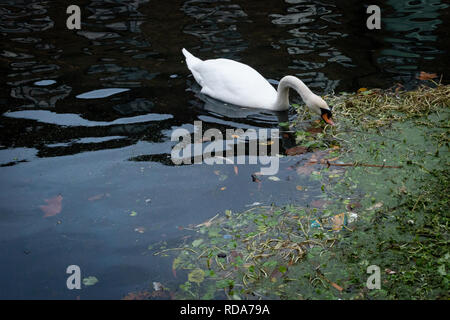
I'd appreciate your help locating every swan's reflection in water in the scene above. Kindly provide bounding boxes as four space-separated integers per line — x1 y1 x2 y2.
186 80 299 154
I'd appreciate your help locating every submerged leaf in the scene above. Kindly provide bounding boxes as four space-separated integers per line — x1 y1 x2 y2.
40 195 63 218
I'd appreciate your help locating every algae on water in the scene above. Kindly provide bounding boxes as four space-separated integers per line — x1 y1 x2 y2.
153 85 449 300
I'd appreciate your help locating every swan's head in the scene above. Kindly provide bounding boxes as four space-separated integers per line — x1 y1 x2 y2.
306 94 334 126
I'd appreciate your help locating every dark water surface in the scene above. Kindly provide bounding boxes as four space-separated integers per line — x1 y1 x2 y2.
0 0 449 299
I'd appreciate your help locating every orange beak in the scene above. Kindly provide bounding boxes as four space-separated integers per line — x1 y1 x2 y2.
321 113 335 126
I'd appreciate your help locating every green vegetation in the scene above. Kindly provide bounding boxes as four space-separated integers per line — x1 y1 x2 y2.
153 85 449 300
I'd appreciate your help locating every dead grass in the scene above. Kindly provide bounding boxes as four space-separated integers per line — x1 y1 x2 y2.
327 84 450 128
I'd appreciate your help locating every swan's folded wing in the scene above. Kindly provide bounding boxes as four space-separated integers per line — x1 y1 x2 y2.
194 58 277 109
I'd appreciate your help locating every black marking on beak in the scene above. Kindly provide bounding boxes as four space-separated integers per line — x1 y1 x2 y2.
320 108 334 125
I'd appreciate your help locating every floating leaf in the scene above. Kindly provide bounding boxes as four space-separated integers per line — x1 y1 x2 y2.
130 211 138 216
278 265 287 273
306 127 323 134
296 186 303 191
268 176 280 181
83 276 98 286
385 268 397 275
134 227 145 233
417 71 437 81
188 268 205 284
286 146 308 156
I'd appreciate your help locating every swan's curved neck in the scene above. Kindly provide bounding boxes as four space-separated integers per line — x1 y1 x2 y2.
274 76 314 110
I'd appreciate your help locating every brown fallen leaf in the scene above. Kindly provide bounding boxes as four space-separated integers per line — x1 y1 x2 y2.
417 71 437 81
306 127 323 134
286 145 308 156
122 290 152 300
40 195 63 218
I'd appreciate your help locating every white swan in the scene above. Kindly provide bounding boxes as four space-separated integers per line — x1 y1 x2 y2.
182 48 334 125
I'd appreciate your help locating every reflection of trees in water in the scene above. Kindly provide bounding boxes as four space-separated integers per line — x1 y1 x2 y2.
269 1 350 93
0 0 172 162
0 1 53 33
379 0 447 76
181 0 250 58
80 0 157 88
1 0 449 165
0 1 64 109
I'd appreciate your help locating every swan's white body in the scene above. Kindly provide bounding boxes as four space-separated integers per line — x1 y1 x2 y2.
182 48 333 124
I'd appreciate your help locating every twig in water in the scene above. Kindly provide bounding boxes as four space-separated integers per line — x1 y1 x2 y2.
309 159 402 169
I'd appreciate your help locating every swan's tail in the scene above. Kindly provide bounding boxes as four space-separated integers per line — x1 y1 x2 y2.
182 48 202 69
